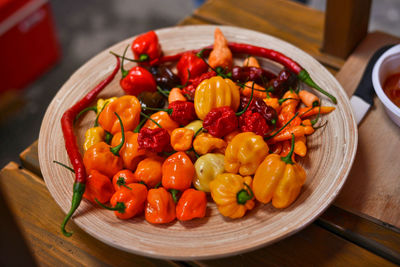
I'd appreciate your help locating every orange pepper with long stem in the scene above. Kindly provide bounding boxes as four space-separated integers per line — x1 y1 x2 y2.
97 183 147 219
112 169 137 191
298 106 335 118
83 170 114 204
298 90 320 107
133 156 164 188
83 113 125 177
176 188 207 221
268 125 314 144
98 95 141 134
240 81 268 99
162 152 195 201
145 187 176 224
142 111 179 135
280 90 300 114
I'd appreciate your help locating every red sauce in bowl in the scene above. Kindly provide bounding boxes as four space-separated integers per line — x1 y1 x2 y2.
383 72 400 108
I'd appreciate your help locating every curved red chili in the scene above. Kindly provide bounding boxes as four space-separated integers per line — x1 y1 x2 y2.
60 56 120 237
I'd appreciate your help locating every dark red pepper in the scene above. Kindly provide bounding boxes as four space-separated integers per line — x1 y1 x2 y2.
240 96 277 126
138 127 170 153
267 69 298 97
231 66 276 86
177 52 208 85
239 110 270 137
182 71 216 100
203 106 238 138
131 30 162 63
60 56 120 237
141 101 197 126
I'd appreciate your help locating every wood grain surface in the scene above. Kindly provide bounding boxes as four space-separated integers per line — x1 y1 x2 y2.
334 32 400 228
2 162 397 267
38 25 357 260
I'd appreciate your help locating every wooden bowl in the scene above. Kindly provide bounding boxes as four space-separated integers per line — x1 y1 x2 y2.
38 25 358 260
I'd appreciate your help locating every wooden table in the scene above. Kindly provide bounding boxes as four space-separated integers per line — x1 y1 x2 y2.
1 0 400 266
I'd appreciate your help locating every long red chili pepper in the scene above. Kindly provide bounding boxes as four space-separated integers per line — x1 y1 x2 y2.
60 55 120 237
149 42 337 104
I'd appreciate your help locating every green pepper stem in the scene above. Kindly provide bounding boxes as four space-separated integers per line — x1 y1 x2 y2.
110 112 125 156
265 112 299 140
311 105 321 126
61 182 85 237
298 70 337 104
53 160 75 173
74 106 97 124
170 189 180 204
236 81 255 116
140 112 163 129
95 199 126 213
104 131 113 144
236 182 254 205
193 127 203 139
120 45 130 78
139 54 149 62
156 86 170 98
278 97 298 105
109 51 148 63
281 134 295 164
141 106 172 114
133 117 147 133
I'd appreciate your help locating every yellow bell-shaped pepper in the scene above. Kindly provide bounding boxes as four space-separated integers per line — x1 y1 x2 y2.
224 132 268 176
83 126 105 151
210 173 255 219
193 153 225 192
194 76 240 120
193 133 227 155
253 134 306 208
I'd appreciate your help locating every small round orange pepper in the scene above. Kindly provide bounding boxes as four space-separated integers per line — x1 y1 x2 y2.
133 156 164 188
170 128 194 151
145 187 176 224
98 95 141 134
162 152 195 192
112 169 137 191
83 170 114 204
142 111 179 135
176 188 207 221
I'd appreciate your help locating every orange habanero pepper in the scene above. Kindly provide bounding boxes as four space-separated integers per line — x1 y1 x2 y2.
176 188 207 221
142 111 179 135
83 170 114 204
107 183 147 219
98 95 141 134
170 128 194 152
145 187 176 224
133 156 164 188
112 169 137 191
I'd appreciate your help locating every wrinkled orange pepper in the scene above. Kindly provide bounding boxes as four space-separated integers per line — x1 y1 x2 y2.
133 156 164 188
193 133 227 155
162 152 194 192
108 183 148 219
170 128 194 151
145 187 176 224
112 169 137 191
142 111 179 135
176 188 207 221
98 95 141 134
83 170 114 204
280 90 300 115
208 27 233 70
83 141 123 177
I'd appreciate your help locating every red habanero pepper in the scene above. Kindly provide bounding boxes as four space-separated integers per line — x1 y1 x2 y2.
112 169 137 191
177 52 208 85
131 30 162 63
83 170 115 204
176 188 207 221
141 101 197 126
239 110 270 137
240 96 277 126
119 46 156 95
203 106 238 138
97 183 148 220
227 42 337 104
60 56 120 237
137 127 171 153
182 71 216 100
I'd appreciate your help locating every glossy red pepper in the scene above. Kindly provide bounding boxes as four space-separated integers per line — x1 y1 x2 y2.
131 30 162 63
60 56 120 237
137 127 171 153
177 52 208 85
203 106 238 138
239 110 270 137
120 66 156 96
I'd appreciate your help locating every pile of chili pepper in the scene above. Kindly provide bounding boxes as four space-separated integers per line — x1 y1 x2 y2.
58 28 336 236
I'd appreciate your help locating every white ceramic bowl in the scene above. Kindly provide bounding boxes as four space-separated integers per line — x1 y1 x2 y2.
372 44 400 127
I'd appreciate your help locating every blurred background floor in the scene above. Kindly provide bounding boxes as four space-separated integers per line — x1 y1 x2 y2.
0 0 399 169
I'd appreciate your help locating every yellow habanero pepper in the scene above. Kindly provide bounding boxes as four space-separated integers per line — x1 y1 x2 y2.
97 97 117 115
193 133 227 155
193 153 225 192
224 132 269 176
83 127 105 151
194 76 240 120
210 173 255 219
253 134 306 209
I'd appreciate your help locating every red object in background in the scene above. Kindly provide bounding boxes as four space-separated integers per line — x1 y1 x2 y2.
0 0 60 93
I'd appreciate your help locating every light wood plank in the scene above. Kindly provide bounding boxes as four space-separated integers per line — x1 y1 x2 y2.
334 31 400 229
20 140 41 177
